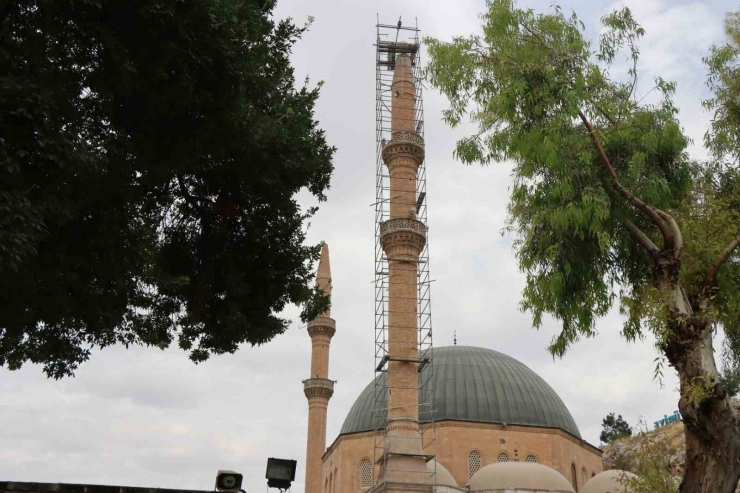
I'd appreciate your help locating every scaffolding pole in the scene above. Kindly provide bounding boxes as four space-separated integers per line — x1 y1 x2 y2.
373 16 436 489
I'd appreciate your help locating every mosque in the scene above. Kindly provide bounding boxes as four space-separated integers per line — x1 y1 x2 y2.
299 21 627 493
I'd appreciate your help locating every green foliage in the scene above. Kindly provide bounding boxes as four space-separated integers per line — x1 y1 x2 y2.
601 412 633 444
684 376 715 408
619 420 681 493
704 12 740 163
702 11 740 385
0 0 334 378
425 0 740 360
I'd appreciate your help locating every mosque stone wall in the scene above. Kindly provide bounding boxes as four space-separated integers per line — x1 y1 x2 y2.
322 422 601 492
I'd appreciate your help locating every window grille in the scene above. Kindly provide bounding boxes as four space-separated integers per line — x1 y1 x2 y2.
497 451 510 463
468 450 482 478
360 459 372 489
571 464 578 492
525 453 538 463
581 467 587 486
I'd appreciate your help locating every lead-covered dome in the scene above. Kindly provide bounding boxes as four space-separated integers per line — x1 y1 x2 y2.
340 346 581 438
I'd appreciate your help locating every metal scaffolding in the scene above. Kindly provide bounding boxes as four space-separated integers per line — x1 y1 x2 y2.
372 17 436 488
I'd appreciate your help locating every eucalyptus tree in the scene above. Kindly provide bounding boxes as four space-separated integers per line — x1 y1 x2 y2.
0 0 333 378
426 2 740 491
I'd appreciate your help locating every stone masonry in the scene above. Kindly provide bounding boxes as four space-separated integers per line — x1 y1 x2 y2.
374 53 430 493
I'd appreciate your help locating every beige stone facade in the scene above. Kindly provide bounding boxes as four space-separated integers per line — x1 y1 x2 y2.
321 422 602 492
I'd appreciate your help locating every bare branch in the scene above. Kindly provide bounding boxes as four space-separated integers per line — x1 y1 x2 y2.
623 219 660 257
176 175 207 216
577 109 675 246
706 231 740 288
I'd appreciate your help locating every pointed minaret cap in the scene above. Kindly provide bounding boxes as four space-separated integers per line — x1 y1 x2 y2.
316 242 331 282
315 243 331 317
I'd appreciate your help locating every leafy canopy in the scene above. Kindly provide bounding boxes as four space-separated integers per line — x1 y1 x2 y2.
705 12 740 390
0 0 334 378
426 0 740 360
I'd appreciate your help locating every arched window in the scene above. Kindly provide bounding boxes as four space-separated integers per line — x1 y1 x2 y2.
592 471 596 478
324 477 328 493
581 467 587 486
571 463 578 492
359 459 372 489
468 450 483 478
333 468 338 493
525 453 538 463
497 451 510 462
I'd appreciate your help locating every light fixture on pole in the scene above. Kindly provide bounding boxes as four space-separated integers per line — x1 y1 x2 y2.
265 458 297 491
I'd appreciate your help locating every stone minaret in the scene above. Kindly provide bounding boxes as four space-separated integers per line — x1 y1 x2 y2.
378 53 429 490
303 244 335 493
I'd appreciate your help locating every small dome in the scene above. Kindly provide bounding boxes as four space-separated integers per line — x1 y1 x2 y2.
427 460 457 488
468 462 574 492
582 470 638 493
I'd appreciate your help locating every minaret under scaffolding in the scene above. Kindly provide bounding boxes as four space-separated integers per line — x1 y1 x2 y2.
372 19 435 493
303 244 335 493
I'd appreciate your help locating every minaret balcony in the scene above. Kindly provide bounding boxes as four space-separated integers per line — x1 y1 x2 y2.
307 317 336 338
381 130 425 165
303 377 335 399
380 218 426 258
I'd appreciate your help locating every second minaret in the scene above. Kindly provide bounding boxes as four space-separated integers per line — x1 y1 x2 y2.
303 244 335 493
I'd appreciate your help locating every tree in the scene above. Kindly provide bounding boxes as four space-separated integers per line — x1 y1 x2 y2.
426 2 740 492
600 413 633 444
0 0 334 378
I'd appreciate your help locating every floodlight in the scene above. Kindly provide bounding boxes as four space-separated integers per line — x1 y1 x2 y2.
265 458 297 490
215 470 243 492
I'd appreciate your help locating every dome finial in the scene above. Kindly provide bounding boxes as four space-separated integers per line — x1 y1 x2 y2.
453 330 457 346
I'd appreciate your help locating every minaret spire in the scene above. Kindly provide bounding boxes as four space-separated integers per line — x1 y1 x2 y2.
316 243 331 317
303 243 335 493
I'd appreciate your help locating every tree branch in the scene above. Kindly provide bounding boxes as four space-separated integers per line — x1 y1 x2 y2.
177 175 206 216
706 231 740 288
577 109 675 247
656 210 683 259
623 219 660 258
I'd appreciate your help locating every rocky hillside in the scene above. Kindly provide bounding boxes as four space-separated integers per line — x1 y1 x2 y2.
602 420 686 477
602 413 740 491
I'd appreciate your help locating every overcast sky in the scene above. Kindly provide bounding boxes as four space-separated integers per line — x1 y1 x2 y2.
0 0 732 492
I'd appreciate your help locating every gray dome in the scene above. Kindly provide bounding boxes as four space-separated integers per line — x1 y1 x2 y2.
339 346 581 438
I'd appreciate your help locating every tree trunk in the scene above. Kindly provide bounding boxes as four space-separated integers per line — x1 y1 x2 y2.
668 320 740 493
